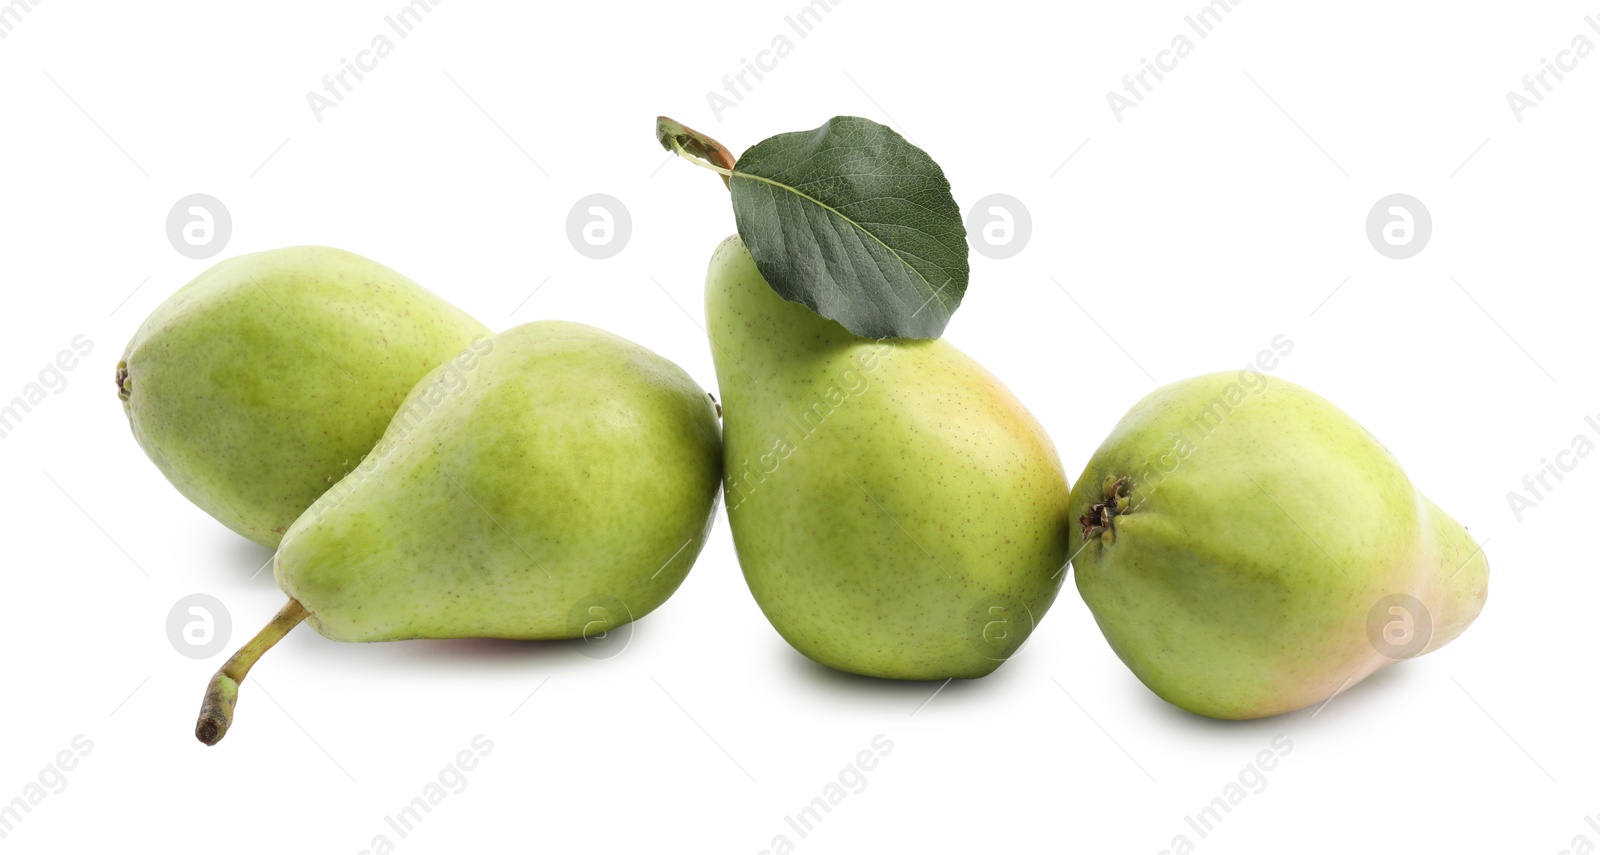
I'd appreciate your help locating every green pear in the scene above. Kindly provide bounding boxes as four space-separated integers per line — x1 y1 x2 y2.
118 246 490 547
195 321 723 744
1068 371 1489 719
705 236 1071 680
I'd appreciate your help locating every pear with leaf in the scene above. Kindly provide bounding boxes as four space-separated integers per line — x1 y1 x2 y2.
659 117 1072 679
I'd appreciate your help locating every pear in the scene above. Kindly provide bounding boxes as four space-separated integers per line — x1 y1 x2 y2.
705 236 1071 680
1068 371 1489 719
118 246 490 547
195 321 723 744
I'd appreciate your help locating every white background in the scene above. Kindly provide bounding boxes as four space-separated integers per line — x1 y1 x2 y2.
0 1 1593 852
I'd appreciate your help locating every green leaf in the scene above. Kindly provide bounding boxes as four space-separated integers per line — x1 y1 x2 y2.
730 117 968 340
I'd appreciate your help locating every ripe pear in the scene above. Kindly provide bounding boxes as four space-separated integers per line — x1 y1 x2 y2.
118 246 490 547
705 236 1071 680
1068 372 1488 719
195 321 723 744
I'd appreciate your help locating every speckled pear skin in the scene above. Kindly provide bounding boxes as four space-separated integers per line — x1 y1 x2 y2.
1068 373 1488 720
705 236 1072 680
275 321 723 642
118 246 491 547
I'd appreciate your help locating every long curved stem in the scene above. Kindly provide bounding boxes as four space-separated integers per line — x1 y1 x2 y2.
195 598 308 746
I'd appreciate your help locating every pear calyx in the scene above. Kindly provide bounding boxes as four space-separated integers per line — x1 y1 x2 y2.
115 361 131 402
1080 476 1132 545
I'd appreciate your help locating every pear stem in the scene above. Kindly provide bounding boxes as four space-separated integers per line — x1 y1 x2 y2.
655 116 737 189
668 136 735 178
195 598 308 746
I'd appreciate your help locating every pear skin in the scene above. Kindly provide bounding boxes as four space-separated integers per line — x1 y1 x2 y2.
1068 371 1488 719
119 246 490 547
196 320 723 744
276 320 723 641
705 236 1071 680
1416 495 1490 655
